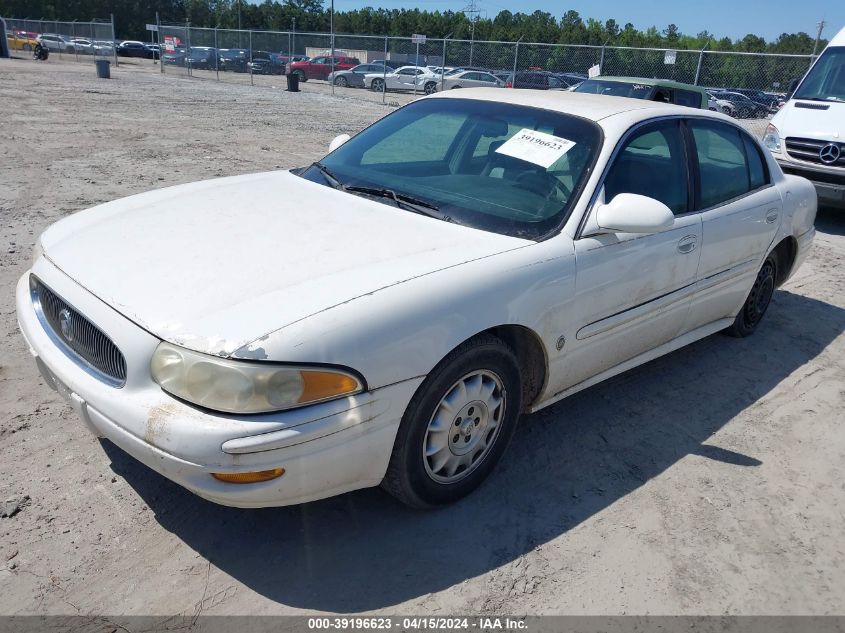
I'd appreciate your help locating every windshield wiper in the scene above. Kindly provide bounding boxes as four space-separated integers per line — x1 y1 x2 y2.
343 185 447 220
311 161 344 189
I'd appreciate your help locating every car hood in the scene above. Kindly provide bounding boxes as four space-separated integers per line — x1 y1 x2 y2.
41 170 529 357
772 99 845 139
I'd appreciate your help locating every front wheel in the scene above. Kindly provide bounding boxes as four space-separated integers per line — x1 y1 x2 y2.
295 70 307 82
423 81 437 94
382 334 523 508
724 253 777 337
334 76 348 87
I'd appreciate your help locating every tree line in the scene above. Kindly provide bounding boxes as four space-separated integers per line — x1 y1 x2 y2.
0 0 828 54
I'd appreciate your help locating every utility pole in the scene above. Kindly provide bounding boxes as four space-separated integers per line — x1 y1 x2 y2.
812 19 826 57
237 0 242 48
461 0 480 65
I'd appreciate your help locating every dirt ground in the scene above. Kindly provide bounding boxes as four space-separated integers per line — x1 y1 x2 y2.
1 57 844 617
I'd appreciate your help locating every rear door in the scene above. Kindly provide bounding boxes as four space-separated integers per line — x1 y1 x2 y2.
551 119 703 393
683 119 782 331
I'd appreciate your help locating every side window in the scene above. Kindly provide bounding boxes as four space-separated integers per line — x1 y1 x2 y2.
674 90 701 108
604 122 689 214
689 121 752 208
743 135 769 190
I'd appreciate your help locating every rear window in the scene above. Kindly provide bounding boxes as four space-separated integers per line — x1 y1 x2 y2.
576 79 653 99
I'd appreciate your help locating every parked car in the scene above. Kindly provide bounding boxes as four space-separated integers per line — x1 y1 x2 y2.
185 47 218 70
422 70 503 94
328 63 395 87
707 92 737 116
764 25 845 207
69 38 94 54
575 77 708 109
710 91 770 118
218 48 249 72
731 88 780 111
365 65 436 92
287 56 360 81
117 40 155 58
144 43 160 59
505 71 567 90
18 90 816 509
247 52 288 75
162 47 187 66
37 34 74 52
6 31 39 51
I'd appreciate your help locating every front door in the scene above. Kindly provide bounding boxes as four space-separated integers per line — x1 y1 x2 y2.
549 120 703 394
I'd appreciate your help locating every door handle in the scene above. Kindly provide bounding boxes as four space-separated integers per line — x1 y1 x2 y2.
766 209 779 224
677 235 698 254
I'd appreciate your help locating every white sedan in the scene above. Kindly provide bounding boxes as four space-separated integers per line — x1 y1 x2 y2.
364 65 436 92
420 70 504 94
17 90 816 509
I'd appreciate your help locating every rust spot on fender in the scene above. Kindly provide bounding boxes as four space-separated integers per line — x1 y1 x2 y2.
145 402 179 447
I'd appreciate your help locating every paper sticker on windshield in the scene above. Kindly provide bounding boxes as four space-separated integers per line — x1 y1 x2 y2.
495 129 576 168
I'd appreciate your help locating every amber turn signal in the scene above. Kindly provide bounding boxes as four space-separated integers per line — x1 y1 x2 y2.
211 468 285 484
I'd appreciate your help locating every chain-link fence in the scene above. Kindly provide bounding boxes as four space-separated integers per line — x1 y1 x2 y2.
2 17 117 65
155 24 814 121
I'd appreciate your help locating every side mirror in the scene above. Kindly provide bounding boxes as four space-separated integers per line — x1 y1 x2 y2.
329 134 351 153
594 193 675 234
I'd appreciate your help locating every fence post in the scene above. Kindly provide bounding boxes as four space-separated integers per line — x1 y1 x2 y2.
694 42 708 86
214 27 219 80
440 33 451 92
186 20 191 77
111 14 117 66
382 36 388 105
600 40 608 73
249 29 253 85
72 21 79 62
157 13 163 74
512 36 522 84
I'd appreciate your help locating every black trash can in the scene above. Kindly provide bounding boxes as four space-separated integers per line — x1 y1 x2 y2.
95 59 111 79
286 71 299 92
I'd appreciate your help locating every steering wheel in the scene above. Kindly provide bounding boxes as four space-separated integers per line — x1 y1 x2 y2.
514 170 571 201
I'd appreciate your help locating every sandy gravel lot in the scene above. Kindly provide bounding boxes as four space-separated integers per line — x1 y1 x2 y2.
1 57 844 618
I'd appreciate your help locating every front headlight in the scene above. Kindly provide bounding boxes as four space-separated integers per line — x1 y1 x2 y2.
31 236 44 267
150 342 364 414
762 123 781 152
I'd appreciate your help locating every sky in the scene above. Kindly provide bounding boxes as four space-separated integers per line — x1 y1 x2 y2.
313 0 844 42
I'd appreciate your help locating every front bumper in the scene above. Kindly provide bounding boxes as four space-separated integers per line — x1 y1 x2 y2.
777 158 845 206
16 260 422 507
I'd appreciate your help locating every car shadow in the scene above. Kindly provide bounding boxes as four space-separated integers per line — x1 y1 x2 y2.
104 290 845 612
816 205 845 237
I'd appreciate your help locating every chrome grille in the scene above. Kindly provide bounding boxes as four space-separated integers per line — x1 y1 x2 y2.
30 277 127 387
784 137 845 167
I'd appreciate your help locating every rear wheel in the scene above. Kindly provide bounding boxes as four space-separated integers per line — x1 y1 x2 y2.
382 334 522 508
371 77 385 92
423 81 438 94
724 253 777 337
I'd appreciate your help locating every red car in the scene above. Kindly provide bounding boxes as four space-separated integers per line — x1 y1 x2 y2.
287 55 360 81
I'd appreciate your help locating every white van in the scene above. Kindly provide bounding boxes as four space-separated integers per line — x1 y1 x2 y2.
763 26 845 207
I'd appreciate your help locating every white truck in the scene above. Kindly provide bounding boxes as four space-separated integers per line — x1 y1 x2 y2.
763 26 845 207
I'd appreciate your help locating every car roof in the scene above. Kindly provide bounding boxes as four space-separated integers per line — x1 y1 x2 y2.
429 87 715 123
829 26 845 47
589 76 707 93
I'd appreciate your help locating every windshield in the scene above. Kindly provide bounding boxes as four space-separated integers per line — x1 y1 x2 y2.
300 98 601 240
575 79 653 99
794 46 845 102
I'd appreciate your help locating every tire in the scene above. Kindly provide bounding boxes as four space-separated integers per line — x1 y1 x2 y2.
724 253 778 338
335 76 348 87
382 334 523 509
295 70 307 82
371 78 385 92
450 85 462 89
424 81 438 94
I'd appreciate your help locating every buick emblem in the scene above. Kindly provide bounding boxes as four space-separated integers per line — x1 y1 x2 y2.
58 308 74 342
819 143 840 165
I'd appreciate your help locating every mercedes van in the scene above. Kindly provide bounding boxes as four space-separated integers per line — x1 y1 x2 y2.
763 26 845 207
